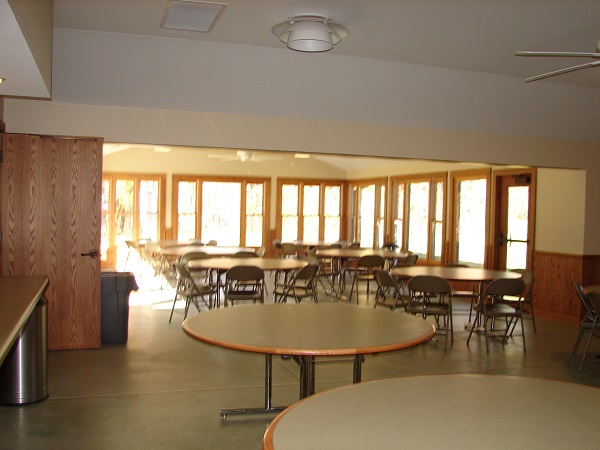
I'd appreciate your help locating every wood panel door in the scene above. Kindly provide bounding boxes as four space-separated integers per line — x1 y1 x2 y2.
1 133 103 350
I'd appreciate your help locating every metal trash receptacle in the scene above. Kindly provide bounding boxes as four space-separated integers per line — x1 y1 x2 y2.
101 272 138 344
0 297 49 405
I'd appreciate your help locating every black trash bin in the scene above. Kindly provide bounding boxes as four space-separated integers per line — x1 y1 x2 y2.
0 297 48 405
101 271 138 344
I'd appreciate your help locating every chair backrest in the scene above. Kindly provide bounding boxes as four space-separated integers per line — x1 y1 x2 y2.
381 242 399 250
485 277 525 298
226 265 264 282
587 292 600 323
349 242 361 248
173 263 195 290
181 251 209 265
574 282 596 319
408 275 451 295
293 264 319 282
374 268 398 289
356 254 385 269
232 251 258 258
282 243 299 258
255 246 267 258
396 253 418 268
206 240 217 246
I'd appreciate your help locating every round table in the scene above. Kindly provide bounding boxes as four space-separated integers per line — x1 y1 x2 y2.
187 257 307 272
391 266 522 329
183 303 435 418
263 374 600 450
315 248 408 299
161 245 256 258
315 247 407 260
390 265 521 282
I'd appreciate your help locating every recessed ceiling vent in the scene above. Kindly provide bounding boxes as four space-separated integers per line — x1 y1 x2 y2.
161 1 227 33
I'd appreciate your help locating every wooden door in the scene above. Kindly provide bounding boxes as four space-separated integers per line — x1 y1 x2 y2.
492 169 536 270
1 133 103 350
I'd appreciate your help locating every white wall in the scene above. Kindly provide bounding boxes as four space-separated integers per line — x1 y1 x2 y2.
6 99 600 255
536 168 586 254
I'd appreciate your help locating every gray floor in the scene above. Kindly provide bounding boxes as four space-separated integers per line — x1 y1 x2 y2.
1 271 600 450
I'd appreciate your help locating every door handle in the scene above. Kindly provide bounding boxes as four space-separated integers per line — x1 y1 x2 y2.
81 249 99 259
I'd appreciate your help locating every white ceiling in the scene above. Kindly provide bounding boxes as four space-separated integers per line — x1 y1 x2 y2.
51 0 600 87
2 0 600 100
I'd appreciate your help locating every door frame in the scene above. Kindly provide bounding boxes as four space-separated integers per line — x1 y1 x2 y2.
490 168 537 270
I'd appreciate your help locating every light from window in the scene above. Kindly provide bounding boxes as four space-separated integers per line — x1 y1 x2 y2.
246 183 264 247
358 185 375 248
202 182 241 246
139 180 159 241
456 178 487 266
115 179 134 246
324 185 341 242
178 181 197 240
303 185 320 242
281 184 299 242
407 181 429 257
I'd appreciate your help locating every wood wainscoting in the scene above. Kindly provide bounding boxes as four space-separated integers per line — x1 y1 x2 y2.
533 251 600 323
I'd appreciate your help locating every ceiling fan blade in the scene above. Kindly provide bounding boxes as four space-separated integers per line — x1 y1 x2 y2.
524 61 600 83
515 51 599 58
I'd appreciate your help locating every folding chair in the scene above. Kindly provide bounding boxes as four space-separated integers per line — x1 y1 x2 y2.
373 268 408 311
408 275 453 350
568 282 600 371
467 277 526 352
224 265 265 306
169 263 215 323
348 255 385 304
273 264 319 303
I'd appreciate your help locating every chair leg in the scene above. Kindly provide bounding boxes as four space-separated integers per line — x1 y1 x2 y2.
579 329 595 371
349 275 358 304
568 324 586 364
466 311 480 345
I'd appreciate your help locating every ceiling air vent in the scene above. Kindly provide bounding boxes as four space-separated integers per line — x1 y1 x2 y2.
161 1 227 33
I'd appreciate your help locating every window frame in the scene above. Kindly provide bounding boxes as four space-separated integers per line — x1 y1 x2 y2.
276 178 347 243
172 174 271 246
389 172 447 263
347 177 387 248
101 172 166 259
449 169 492 268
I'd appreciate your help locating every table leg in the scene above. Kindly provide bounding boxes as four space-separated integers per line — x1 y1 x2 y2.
353 355 363 383
219 354 286 419
299 356 316 399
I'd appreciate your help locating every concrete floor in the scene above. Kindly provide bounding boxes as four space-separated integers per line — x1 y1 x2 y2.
1 272 599 450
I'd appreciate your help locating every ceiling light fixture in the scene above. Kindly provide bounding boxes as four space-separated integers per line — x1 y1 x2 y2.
0 77 5 84
272 14 348 53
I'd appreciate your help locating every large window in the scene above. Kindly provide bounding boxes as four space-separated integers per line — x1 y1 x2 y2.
450 170 491 267
277 179 345 243
173 175 269 246
101 173 165 260
390 173 446 263
348 178 386 248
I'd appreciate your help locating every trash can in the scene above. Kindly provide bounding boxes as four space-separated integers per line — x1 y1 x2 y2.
0 297 49 405
101 271 138 344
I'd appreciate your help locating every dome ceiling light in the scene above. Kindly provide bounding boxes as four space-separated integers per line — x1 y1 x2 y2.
272 14 348 53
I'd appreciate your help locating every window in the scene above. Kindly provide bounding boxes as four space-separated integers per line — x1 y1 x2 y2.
101 173 165 261
348 178 386 248
277 179 345 243
173 175 270 246
390 173 446 263
450 170 491 267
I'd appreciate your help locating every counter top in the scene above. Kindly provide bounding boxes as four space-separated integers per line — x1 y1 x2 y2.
0 276 49 366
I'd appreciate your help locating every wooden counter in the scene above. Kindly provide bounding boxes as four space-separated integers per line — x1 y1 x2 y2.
0 276 49 366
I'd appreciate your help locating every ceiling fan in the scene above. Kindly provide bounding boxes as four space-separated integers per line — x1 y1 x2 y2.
515 39 600 82
207 150 282 163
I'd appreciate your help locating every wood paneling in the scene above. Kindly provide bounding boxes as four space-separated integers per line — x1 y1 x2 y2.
1 134 102 350
533 251 600 323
